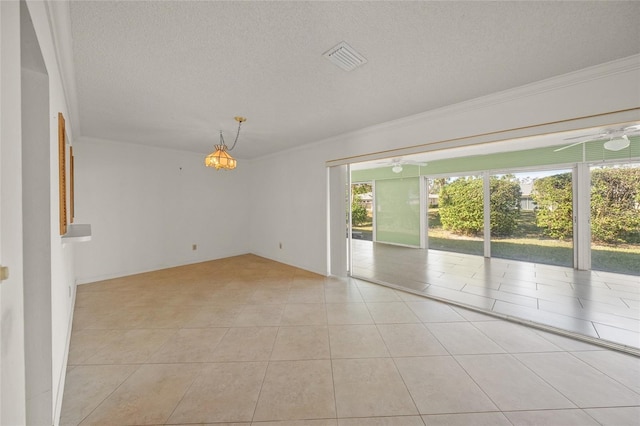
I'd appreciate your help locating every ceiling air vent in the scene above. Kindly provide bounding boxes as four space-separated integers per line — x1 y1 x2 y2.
323 41 367 71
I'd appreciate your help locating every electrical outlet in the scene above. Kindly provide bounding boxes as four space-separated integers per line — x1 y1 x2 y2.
192 244 197 251
0 265 8 281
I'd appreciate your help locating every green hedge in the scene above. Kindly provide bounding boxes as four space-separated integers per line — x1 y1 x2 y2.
439 176 521 237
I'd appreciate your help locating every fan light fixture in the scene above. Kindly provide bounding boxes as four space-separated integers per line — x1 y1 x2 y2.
603 135 630 152
555 124 639 152
392 165 403 173
205 116 246 170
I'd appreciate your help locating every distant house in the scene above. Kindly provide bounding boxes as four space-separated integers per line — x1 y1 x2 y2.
520 181 535 211
357 192 373 215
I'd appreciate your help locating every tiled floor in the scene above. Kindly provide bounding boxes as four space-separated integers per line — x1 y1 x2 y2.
351 240 640 352
61 254 640 425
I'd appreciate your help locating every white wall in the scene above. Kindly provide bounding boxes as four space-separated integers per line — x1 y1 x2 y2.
1 1 78 424
250 56 640 276
74 138 251 283
1 2 27 423
28 1 79 423
22 65 53 424
249 143 329 275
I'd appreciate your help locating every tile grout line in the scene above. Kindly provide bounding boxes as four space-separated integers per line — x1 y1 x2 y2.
507 351 585 410
72 362 143 425
377 321 427 422
161 361 204 425
249 303 285 423
565 350 640 397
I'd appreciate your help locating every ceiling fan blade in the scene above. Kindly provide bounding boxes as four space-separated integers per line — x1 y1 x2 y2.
404 160 428 166
375 161 402 167
554 140 589 152
563 132 607 141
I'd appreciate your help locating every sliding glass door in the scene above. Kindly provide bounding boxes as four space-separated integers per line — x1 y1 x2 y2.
590 163 640 276
427 175 484 256
347 132 639 278
490 169 574 267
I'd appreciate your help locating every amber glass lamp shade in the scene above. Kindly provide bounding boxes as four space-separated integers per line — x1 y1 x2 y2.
205 145 237 170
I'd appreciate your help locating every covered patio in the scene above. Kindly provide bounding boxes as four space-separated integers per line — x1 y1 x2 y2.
351 239 640 353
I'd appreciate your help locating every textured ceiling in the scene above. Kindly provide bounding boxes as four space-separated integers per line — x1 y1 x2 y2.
68 1 640 159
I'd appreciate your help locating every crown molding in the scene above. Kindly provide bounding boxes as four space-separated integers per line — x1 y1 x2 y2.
344 54 640 140
45 0 81 141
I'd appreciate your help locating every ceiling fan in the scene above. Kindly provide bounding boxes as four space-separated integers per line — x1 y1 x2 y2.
554 124 640 152
377 157 428 173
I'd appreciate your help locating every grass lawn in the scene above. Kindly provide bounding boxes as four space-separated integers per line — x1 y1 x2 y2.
352 222 372 232
428 209 640 276
592 247 640 276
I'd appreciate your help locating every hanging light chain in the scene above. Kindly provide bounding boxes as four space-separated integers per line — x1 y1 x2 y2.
226 117 245 152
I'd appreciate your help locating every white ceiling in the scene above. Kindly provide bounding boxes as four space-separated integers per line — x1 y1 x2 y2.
68 1 640 159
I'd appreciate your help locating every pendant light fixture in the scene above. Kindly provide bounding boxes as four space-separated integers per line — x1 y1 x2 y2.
205 116 246 170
